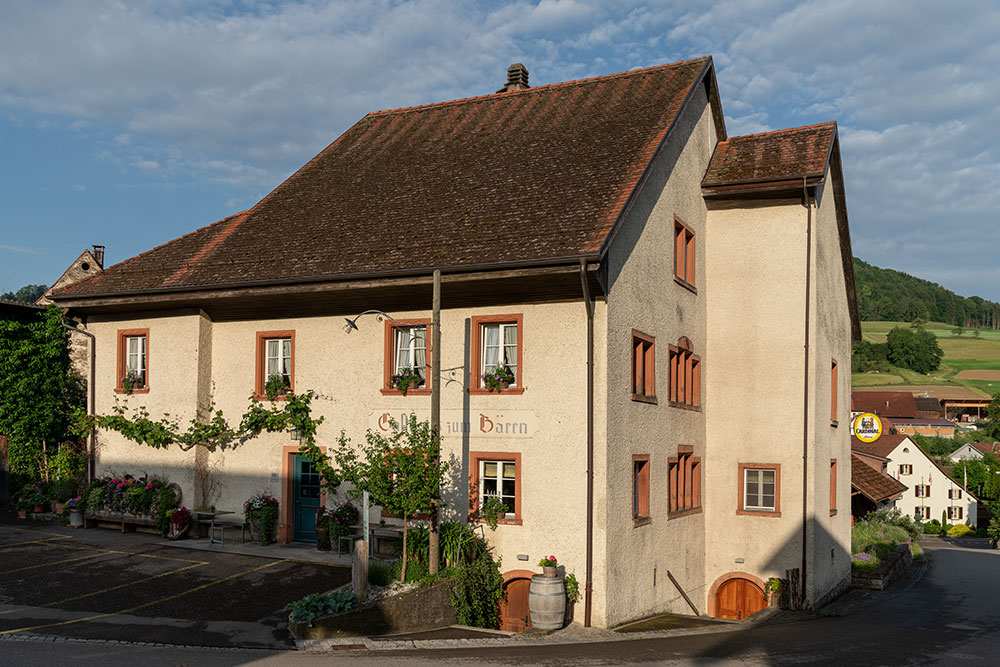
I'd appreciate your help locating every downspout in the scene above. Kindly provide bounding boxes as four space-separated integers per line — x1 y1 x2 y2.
60 317 96 483
579 259 595 627
800 177 812 608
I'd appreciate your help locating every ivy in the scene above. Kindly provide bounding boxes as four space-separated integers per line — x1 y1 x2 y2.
75 390 339 492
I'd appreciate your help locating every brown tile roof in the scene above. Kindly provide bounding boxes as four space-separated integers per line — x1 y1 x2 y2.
970 442 1000 456
851 434 909 460
701 122 835 189
851 391 919 419
53 57 717 298
851 453 907 503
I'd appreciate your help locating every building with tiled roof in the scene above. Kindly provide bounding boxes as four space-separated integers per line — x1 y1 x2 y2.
851 391 918 419
49 57 859 626
851 453 908 520
949 442 1000 462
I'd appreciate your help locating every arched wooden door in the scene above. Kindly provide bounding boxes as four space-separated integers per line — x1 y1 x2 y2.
715 577 766 620
499 577 532 632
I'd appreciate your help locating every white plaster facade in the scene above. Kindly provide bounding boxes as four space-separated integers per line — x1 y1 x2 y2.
885 436 978 526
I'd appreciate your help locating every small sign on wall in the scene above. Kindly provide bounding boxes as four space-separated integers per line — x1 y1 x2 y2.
370 409 539 438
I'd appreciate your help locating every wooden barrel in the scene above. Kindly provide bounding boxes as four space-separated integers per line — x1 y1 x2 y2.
528 574 566 630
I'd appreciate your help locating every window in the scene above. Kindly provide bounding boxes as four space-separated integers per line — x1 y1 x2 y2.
469 451 521 525
830 359 838 426
915 484 930 498
382 319 431 395
116 328 149 393
631 330 656 403
470 314 523 394
914 506 930 520
255 330 295 399
633 455 650 526
668 337 701 409
899 464 913 476
830 459 838 516
948 489 963 500
673 217 695 289
948 506 964 521
668 447 701 517
738 464 781 517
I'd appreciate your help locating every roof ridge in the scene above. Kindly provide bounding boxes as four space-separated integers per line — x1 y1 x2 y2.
722 120 836 143
367 56 711 117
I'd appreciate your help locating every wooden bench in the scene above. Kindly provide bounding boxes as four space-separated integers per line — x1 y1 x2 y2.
85 512 158 534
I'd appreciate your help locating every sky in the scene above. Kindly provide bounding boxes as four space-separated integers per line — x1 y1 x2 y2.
1 0 998 300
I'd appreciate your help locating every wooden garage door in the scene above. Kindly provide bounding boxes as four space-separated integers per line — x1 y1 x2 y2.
715 578 766 620
499 578 532 632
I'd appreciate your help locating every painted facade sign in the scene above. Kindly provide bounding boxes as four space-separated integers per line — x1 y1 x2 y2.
852 412 883 443
370 409 538 438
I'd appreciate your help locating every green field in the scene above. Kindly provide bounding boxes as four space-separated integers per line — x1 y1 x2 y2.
854 322 1000 397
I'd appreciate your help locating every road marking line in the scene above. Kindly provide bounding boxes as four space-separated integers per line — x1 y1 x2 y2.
17 541 208 565
0 559 288 635
0 536 74 548
0 563 207 615
0 552 112 575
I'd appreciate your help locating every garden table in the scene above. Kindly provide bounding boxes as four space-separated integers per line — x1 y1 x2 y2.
191 509 238 545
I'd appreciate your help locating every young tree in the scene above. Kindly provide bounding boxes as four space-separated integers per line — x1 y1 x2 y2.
335 415 451 582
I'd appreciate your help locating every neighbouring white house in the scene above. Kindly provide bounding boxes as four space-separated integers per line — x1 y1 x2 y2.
948 442 1000 462
48 57 860 628
854 435 978 526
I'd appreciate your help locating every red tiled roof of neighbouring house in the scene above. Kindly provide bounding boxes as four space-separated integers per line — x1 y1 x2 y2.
701 122 836 190
889 418 955 428
52 57 719 297
851 391 919 419
851 453 907 503
970 442 1000 456
851 434 908 460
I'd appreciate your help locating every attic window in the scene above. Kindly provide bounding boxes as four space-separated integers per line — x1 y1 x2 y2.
81 262 90 271
903 447 909 453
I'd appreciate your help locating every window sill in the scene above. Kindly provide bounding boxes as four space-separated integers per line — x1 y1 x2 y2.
737 509 782 518
668 400 701 411
253 393 291 401
632 393 658 405
830 420 839 428
381 388 431 396
468 387 525 396
668 507 702 520
115 387 149 395
472 516 522 526
633 516 651 527
673 275 698 294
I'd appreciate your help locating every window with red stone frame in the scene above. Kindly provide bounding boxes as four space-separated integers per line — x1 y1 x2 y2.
469 314 524 395
254 330 295 400
738 463 781 517
668 447 701 518
116 328 149 394
469 451 522 525
668 337 700 409
631 330 656 403
633 455 650 526
382 318 431 396
674 217 695 290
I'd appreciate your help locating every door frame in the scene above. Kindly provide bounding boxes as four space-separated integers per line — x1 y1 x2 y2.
280 445 327 544
707 571 767 618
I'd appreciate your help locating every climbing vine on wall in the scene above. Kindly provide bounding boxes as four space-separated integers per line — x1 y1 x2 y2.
73 391 339 491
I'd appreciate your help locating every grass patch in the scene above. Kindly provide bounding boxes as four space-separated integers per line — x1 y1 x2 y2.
851 372 906 387
852 521 908 572
910 543 924 561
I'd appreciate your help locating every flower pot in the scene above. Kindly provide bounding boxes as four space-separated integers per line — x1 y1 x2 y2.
33 504 45 513
17 510 26 519
54 501 65 514
167 523 190 540
69 510 84 527
542 565 557 578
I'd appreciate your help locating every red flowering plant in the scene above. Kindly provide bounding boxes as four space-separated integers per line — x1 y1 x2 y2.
167 506 191 526
538 554 558 567
327 502 360 541
244 492 280 546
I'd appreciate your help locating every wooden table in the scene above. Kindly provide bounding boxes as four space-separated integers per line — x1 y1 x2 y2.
191 510 237 545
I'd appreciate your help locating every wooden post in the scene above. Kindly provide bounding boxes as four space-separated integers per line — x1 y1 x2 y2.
353 537 368 602
429 269 441 574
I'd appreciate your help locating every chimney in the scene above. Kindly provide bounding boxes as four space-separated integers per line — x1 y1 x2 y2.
497 63 529 93
92 245 105 269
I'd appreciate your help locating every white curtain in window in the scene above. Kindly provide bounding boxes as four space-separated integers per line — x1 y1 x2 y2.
126 336 145 377
502 324 517 372
483 324 500 372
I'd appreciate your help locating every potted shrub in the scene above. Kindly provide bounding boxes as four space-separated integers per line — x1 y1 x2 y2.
538 554 558 578
18 485 49 513
244 492 280 546
166 506 191 540
264 373 290 400
327 501 360 551
483 363 515 392
389 367 423 395
65 496 85 527
121 369 144 394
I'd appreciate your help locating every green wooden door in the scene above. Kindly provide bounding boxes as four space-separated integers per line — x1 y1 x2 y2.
293 455 321 542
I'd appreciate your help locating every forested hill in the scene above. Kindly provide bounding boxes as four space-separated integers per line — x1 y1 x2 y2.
854 258 1000 328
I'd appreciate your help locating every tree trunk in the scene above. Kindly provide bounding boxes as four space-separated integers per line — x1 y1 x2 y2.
400 515 408 583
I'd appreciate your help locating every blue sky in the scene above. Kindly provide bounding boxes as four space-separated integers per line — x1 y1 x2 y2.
1 1 998 300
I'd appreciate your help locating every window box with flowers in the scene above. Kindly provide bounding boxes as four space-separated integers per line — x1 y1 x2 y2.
121 369 145 394
482 363 516 392
264 373 291 400
389 367 424 396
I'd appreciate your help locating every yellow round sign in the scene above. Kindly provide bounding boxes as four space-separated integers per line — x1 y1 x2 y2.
853 413 883 443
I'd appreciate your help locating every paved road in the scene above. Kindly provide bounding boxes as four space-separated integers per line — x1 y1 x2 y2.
2 534 997 665
0 516 350 650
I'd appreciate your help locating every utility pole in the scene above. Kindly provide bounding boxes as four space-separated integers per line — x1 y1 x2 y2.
429 269 442 574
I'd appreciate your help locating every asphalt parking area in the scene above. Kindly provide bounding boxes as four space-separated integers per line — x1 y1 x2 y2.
0 518 350 649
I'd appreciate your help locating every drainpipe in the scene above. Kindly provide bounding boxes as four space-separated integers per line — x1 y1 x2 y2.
800 177 812 608
60 317 96 483
579 259 595 627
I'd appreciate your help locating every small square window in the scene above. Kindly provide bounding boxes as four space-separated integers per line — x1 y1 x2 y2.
899 464 913 476
469 452 521 525
948 506 964 521
914 506 930 520
738 464 781 517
